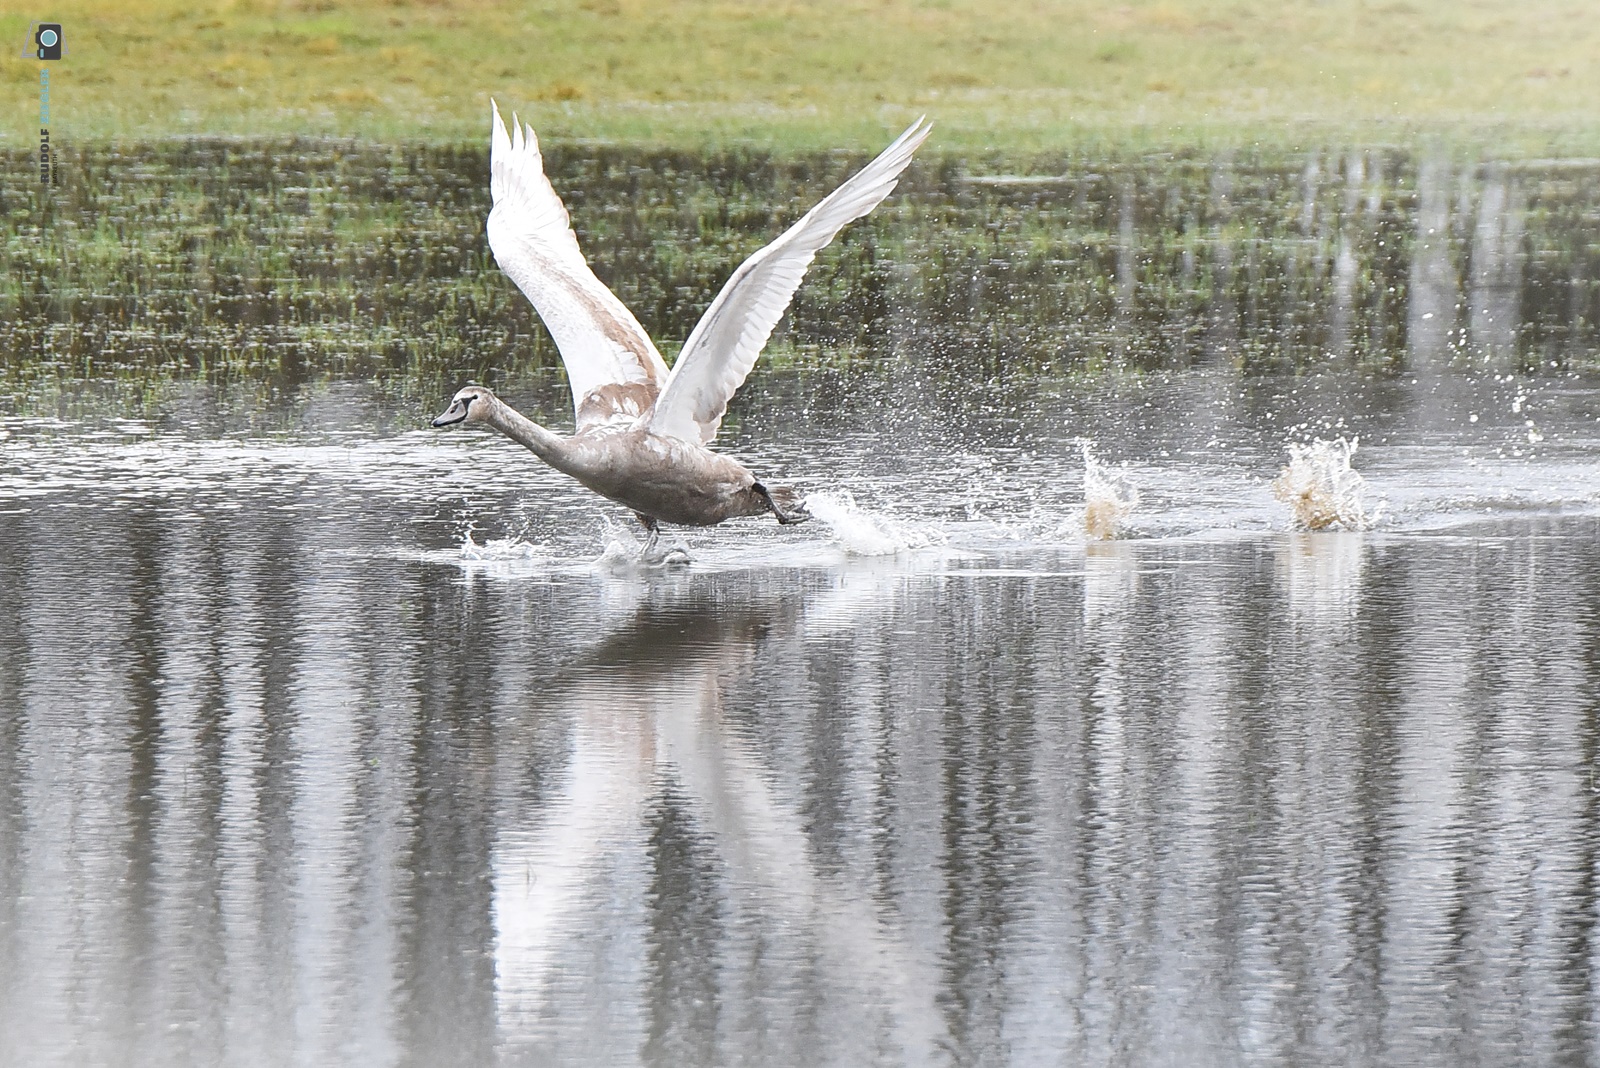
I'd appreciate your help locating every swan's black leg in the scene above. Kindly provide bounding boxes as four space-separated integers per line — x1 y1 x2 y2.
752 483 809 525
635 513 660 554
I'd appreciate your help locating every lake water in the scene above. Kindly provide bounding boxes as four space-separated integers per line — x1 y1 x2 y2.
3 143 1600 1067
3 366 1598 1067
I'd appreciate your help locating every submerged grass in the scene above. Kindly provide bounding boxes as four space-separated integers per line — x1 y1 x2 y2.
5 2 1595 392
4 0 1600 153
3 138 1597 391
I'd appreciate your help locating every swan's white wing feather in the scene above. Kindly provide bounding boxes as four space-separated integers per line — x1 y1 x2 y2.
487 101 670 428
648 117 931 445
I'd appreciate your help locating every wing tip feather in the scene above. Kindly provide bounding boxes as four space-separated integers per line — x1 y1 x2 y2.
490 100 509 148
650 114 933 446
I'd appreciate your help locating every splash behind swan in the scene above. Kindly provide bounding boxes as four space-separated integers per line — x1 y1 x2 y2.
433 103 932 549
1081 442 1139 540
1272 437 1376 531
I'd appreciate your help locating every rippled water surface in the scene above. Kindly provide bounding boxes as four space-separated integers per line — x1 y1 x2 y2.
6 125 1600 1068
3 366 1598 1066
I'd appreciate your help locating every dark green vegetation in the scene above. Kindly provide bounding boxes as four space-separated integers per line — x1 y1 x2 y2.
4 140 1598 397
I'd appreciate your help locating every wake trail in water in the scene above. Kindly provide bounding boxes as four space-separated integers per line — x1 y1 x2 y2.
459 529 549 561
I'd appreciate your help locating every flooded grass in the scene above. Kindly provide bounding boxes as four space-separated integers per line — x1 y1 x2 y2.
3 140 1600 394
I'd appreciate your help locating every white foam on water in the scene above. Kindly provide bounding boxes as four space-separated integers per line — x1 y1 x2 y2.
1272 437 1380 531
404 521 692 579
578 514 692 573
394 526 561 579
804 491 939 557
593 538 692 573
459 529 549 562
1081 441 1140 540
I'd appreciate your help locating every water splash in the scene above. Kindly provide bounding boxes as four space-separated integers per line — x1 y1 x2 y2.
806 491 937 556
393 526 559 580
459 528 549 561
1272 437 1377 531
1082 442 1140 540
594 539 692 571
589 515 693 570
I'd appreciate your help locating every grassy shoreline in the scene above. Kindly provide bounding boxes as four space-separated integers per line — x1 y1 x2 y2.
5 1 1599 154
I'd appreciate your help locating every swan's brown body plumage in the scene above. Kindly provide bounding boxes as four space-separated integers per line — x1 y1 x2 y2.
437 388 797 527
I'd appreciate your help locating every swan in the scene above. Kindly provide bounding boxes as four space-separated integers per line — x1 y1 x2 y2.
433 103 931 552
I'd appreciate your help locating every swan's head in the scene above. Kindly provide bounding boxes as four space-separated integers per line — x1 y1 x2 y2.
432 386 494 428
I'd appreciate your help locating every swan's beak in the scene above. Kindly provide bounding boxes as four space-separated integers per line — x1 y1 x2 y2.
431 399 468 428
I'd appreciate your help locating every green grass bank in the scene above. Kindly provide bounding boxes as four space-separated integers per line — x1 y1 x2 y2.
3 0 1598 153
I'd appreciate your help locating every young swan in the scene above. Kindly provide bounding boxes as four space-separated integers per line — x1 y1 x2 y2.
432 102 931 550
432 384 807 546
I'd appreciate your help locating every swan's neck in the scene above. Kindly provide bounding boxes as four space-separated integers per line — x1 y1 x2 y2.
480 395 568 465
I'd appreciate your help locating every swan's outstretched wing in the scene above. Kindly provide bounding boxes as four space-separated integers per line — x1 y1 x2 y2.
647 117 931 445
487 101 671 428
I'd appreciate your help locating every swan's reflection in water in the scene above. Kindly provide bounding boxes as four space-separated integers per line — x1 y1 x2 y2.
491 586 943 1065
4 511 1600 1067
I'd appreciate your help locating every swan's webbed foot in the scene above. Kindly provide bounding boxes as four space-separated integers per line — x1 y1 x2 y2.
753 483 811 526
634 513 691 565
635 512 661 555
